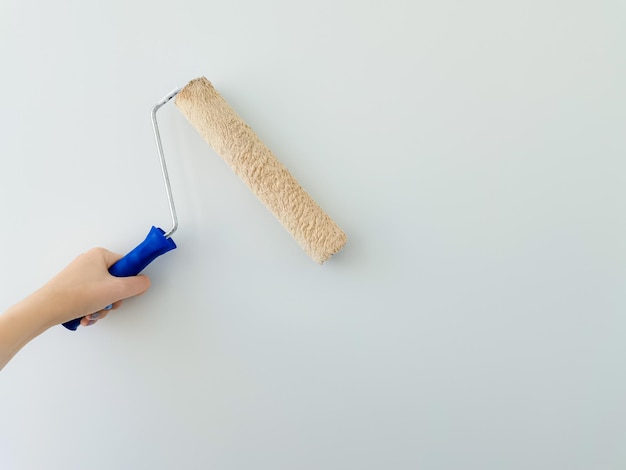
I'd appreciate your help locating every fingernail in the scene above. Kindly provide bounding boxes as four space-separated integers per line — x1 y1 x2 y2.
90 312 101 320
87 320 96 326
104 304 113 311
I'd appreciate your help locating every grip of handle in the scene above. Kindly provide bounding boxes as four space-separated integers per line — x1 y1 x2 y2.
62 226 176 331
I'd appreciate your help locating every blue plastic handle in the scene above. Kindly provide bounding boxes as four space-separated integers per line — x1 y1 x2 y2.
62 226 176 331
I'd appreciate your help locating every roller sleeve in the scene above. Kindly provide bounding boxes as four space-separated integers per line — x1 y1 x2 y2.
175 77 346 264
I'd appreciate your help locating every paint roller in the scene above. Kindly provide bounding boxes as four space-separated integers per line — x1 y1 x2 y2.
63 77 346 330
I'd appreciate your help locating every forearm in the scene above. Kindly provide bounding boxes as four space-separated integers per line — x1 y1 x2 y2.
0 248 151 370
0 293 56 370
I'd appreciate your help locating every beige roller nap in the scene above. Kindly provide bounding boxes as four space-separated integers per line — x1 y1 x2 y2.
175 77 346 264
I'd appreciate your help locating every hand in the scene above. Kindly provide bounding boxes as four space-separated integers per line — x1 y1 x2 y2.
0 248 152 369
35 248 151 327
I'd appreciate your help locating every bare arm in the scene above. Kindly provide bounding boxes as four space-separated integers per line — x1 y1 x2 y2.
0 248 150 370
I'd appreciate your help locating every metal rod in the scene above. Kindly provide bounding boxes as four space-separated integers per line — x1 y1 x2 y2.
151 87 181 238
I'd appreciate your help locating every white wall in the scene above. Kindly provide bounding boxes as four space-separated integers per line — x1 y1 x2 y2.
1 1 625 469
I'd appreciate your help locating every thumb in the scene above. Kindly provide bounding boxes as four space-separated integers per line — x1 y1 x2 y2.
114 274 152 300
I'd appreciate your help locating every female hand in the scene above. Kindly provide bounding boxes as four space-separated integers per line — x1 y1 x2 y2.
1 248 151 369
35 247 151 327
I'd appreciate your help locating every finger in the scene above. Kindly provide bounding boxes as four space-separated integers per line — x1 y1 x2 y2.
80 316 97 327
81 299 122 326
114 275 151 300
99 248 125 268
85 247 124 269
86 309 110 322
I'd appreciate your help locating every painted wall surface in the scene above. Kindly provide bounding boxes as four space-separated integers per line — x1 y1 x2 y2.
1 1 625 469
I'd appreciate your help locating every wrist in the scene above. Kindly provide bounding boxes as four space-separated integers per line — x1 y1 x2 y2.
0 295 59 369
11 292 59 332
